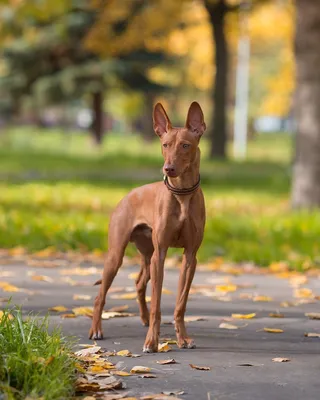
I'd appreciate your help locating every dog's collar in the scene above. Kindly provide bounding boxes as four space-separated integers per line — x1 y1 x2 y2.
163 175 201 196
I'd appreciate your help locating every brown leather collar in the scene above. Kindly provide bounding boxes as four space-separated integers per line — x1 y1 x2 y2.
164 175 201 196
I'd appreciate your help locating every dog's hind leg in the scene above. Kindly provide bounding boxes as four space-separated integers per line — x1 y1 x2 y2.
132 226 154 326
89 211 132 340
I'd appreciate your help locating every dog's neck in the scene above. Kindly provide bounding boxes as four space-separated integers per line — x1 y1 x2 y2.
167 148 200 190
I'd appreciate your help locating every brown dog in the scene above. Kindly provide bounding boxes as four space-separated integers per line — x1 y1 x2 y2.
89 102 206 353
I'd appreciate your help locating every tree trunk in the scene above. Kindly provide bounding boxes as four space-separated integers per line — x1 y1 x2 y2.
141 92 155 141
291 1 320 208
205 0 228 159
91 91 104 145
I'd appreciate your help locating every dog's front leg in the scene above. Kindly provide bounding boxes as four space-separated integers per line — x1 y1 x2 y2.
143 246 167 353
174 250 197 349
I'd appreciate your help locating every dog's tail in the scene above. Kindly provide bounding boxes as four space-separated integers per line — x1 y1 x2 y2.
94 279 102 286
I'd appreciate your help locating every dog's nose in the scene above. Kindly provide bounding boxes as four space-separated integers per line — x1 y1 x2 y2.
164 164 176 174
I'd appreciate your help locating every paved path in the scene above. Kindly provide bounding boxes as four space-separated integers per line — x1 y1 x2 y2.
1 259 320 400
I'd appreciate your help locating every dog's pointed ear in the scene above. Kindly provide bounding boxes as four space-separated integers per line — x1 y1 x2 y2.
185 102 206 138
153 103 172 137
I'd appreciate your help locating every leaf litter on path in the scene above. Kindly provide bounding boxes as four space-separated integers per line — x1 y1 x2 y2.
156 359 177 365
272 357 291 362
189 364 211 371
232 313 256 319
305 313 320 320
304 332 320 338
263 328 284 333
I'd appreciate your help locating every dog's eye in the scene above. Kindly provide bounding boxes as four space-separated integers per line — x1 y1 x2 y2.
182 143 190 149
163 143 168 148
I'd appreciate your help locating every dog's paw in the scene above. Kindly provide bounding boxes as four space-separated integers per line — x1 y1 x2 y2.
143 345 157 353
88 329 104 340
177 337 196 349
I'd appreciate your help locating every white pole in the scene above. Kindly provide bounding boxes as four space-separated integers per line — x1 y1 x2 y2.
233 3 251 160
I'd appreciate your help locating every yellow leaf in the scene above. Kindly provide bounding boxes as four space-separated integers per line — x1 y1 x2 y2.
73 294 92 301
145 296 151 303
0 310 13 320
253 295 273 302
60 267 100 276
305 313 320 320
116 349 132 357
61 313 76 318
185 316 207 322
72 307 93 317
31 275 53 283
88 364 114 373
0 282 20 292
33 246 56 258
294 288 314 299
156 358 177 365
162 287 173 295
111 292 137 300
289 275 307 287
269 261 289 273
216 284 237 293
269 313 284 318
130 366 151 373
101 311 135 320
75 346 101 357
189 364 211 371
9 246 26 256
128 272 139 280
304 332 320 338
219 322 239 330
263 328 284 333
232 313 256 319
158 342 172 353
272 357 290 362
112 370 132 376
48 306 68 312
107 305 129 312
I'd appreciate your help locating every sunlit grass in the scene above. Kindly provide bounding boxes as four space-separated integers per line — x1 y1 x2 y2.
1 128 318 269
0 307 76 399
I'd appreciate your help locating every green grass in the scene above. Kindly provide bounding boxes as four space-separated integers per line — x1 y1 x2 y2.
0 127 319 270
0 307 76 399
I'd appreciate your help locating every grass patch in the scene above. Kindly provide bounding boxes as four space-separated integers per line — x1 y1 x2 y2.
1 128 319 270
0 307 76 399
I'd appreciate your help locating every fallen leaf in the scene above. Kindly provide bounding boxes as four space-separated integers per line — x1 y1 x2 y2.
280 301 296 307
184 316 207 322
48 305 68 312
102 311 135 320
253 295 273 302
72 307 93 317
73 294 92 301
232 313 256 319
139 374 157 378
289 275 308 287
304 332 320 338
272 357 291 362
237 363 255 367
130 366 151 374
0 282 20 292
145 295 151 303
219 322 239 330
75 346 101 357
189 364 211 371
103 395 134 400
158 342 172 353
128 272 139 280
216 284 237 293
83 397 96 400
263 328 284 333
107 305 129 312
116 350 132 357
31 275 53 283
112 370 132 376
111 292 137 300
294 288 314 299
60 267 100 276
162 287 173 295
156 359 177 365
162 391 184 396
61 313 76 318
269 313 285 318
97 376 124 390
305 313 320 320
160 338 177 344
75 377 100 392
88 364 115 373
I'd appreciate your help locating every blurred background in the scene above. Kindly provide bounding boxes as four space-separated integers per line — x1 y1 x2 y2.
0 0 319 270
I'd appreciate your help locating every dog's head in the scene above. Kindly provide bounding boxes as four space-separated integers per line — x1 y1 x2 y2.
153 102 206 178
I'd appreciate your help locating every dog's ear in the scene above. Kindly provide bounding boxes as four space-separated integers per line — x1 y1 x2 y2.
153 103 172 137
186 102 206 138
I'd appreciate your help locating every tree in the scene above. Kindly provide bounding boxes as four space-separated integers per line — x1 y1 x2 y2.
291 0 320 208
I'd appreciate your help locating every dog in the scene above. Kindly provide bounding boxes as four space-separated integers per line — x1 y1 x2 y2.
89 101 206 353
